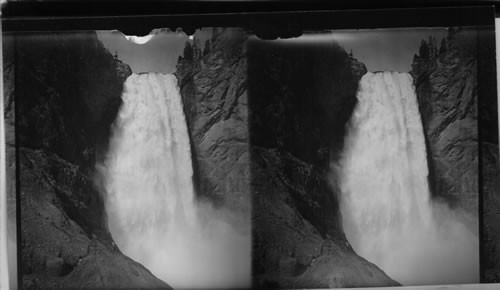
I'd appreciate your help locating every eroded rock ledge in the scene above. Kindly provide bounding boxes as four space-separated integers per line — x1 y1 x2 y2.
10 31 169 289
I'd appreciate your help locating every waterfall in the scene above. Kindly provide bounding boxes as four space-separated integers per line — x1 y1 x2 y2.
338 71 478 285
101 73 250 289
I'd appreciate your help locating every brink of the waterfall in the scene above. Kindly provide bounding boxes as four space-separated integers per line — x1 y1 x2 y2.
338 71 479 286
101 72 251 289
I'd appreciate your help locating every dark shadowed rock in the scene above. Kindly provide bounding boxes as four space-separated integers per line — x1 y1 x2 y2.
251 148 399 288
471 27 500 282
15 32 132 169
411 29 479 220
248 37 395 288
9 31 169 288
483 143 500 282
175 28 250 221
412 27 500 281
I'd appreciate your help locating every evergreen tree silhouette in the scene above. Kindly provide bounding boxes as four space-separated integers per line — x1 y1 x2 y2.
419 40 430 59
183 41 194 60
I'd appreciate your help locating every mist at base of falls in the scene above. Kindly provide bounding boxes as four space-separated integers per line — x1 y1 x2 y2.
99 73 250 289
337 72 479 286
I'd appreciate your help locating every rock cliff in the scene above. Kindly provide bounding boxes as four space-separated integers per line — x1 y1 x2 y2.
248 38 397 288
4 31 18 288
412 27 500 281
471 28 500 282
175 28 250 222
9 31 169 288
411 28 479 221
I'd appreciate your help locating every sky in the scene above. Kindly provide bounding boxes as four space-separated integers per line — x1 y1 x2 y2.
98 27 448 73
331 28 448 72
96 29 211 73
272 28 448 72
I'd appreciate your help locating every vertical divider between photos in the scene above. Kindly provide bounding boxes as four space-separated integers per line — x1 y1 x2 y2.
14 31 22 288
478 18 498 282
0 19 9 290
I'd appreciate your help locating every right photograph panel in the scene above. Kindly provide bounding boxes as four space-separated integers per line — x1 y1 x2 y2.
249 27 486 288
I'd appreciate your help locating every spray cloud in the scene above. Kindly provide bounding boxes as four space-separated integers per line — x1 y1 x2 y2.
338 72 478 285
99 73 251 289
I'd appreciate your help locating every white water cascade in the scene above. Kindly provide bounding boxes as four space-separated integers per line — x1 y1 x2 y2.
100 73 250 289
338 72 478 285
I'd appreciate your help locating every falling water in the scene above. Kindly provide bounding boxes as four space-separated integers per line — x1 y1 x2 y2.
101 73 250 288
339 72 478 285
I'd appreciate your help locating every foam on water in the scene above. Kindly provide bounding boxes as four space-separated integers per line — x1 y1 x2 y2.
101 73 250 288
338 71 478 285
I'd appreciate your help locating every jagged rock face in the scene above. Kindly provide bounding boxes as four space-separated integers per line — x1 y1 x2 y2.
483 143 500 282
16 32 132 169
19 149 169 289
251 148 398 288
411 29 479 218
474 28 500 282
4 33 18 288
175 28 250 218
10 32 169 288
249 40 366 169
4 34 16 226
248 38 396 288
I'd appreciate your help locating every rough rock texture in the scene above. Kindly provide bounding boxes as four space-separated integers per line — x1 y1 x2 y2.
19 149 168 289
411 28 500 281
483 143 500 282
3 33 18 288
16 32 132 170
248 38 397 288
472 28 500 283
411 29 479 220
10 31 169 288
175 28 250 221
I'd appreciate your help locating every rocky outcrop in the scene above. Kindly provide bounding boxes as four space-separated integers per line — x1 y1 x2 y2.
412 27 500 281
175 28 250 221
249 40 366 169
252 148 398 288
19 149 168 289
473 28 500 282
3 33 18 288
248 38 397 288
16 32 132 170
483 142 500 282
175 30 392 288
10 31 169 288
411 29 479 219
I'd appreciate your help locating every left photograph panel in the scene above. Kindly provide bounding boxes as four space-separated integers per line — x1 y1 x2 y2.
8 29 251 289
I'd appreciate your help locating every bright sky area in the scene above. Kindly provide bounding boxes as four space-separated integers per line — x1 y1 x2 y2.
97 27 448 73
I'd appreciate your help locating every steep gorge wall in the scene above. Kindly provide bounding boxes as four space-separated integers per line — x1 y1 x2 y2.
411 29 479 219
9 32 169 288
175 29 398 288
248 39 398 288
175 28 250 221
412 27 500 281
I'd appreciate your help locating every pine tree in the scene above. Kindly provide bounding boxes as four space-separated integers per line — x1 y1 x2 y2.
419 40 430 59
193 38 201 59
439 38 447 55
183 41 194 60
203 39 211 56
428 36 437 57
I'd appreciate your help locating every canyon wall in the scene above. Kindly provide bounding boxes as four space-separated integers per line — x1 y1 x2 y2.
9 32 169 288
176 28 250 222
411 28 479 219
247 38 398 288
412 27 500 282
